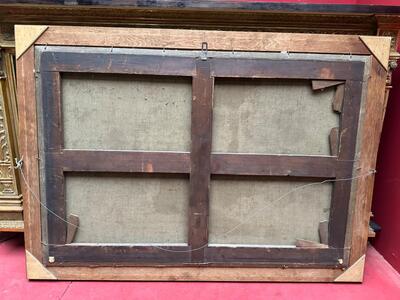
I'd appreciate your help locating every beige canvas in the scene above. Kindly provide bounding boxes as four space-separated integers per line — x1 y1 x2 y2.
65 174 189 244
212 79 339 155
62 73 192 152
209 178 332 245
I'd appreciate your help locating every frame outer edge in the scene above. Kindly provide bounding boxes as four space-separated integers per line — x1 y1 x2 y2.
349 58 387 266
15 25 48 60
47 266 342 282
17 45 43 263
22 25 380 281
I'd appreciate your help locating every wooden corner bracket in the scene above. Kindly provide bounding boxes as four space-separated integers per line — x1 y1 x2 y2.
360 36 391 71
25 250 56 280
334 255 366 283
15 25 48 60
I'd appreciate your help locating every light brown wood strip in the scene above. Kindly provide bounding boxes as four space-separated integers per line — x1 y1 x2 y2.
36 26 370 55
16 46 42 261
47 266 342 282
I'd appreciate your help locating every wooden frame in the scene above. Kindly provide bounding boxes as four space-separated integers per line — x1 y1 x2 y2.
17 25 390 282
41 50 360 267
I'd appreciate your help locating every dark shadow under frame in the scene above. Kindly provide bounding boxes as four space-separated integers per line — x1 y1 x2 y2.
38 49 365 269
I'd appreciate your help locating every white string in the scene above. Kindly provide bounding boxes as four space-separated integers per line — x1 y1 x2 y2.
15 157 80 230
154 169 375 253
15 157 375 253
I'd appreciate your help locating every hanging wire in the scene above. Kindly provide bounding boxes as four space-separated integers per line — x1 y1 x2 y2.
15 157 375 253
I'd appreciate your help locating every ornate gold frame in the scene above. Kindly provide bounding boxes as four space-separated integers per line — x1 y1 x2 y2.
0 46 23 232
